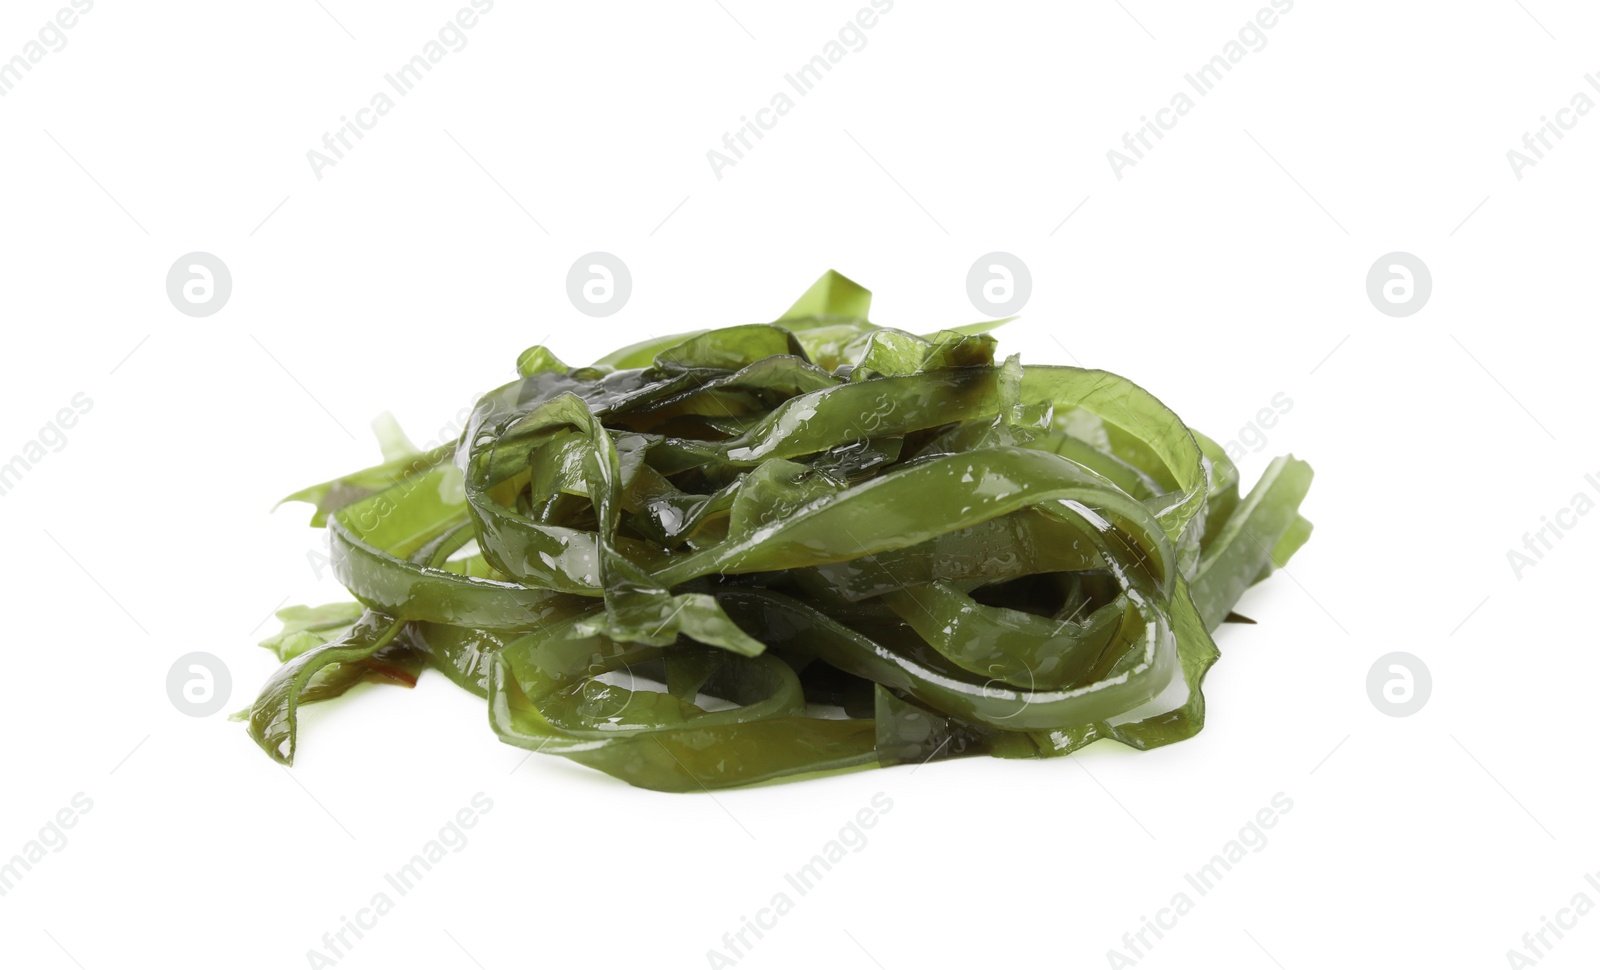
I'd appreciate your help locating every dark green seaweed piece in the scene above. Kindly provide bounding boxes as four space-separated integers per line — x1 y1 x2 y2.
244 271 1313 789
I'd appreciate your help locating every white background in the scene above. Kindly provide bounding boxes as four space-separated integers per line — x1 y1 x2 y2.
1 2 1595 968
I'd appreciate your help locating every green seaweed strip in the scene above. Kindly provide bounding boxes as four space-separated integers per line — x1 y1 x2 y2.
244 271 1314 789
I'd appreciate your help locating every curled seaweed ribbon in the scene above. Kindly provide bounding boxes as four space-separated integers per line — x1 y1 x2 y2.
242 271 1313 791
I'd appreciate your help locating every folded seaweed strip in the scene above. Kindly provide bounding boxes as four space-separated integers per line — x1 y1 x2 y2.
240 271 1313 791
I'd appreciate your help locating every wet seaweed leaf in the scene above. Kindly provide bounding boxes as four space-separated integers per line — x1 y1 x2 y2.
244 270 1313 790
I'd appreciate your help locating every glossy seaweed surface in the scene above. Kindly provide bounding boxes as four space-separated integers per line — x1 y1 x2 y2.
242 271 1314 791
